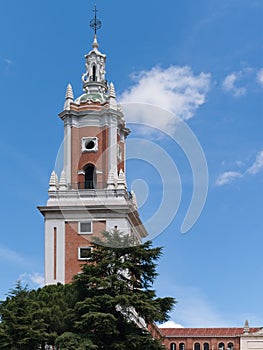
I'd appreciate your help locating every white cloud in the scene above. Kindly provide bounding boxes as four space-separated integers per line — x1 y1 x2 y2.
158 320 184 328
247 150 263 175
2 58 12 66
256 68 263 86
0 56 13 71
30 273 45 287
19 272 44 288
120 66 211 133
216 150 263 186
215 171 242 186
222 72 247 97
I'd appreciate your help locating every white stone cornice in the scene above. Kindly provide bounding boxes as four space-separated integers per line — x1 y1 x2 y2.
59 107 124 122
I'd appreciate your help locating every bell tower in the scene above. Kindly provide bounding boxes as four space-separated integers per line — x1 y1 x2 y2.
38 9 147 285
63 32 128 192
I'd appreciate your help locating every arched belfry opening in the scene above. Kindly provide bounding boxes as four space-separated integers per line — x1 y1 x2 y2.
84 164 97 189
92 65 97 82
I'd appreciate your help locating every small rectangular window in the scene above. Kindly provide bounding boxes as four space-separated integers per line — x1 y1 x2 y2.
78 247 92 260
79 221 92 234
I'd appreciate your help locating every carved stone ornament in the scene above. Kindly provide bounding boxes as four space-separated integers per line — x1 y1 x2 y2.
81 137 98 153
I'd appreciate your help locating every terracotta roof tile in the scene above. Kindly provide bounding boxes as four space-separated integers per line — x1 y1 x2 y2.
160 328 261 337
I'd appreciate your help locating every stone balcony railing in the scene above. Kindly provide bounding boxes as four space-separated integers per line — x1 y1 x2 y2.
68 181 105 190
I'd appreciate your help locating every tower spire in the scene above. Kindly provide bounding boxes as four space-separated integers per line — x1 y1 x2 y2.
81 5 106 93
90 5 102 36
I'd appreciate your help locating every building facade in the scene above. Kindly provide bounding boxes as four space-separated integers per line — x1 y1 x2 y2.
159 321 263 350
240 321 263 350
38 32 147 285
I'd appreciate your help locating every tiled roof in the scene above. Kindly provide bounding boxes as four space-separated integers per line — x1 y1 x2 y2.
160 328 261 338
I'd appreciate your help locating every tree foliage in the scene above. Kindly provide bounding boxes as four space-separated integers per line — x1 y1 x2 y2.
0 233 175 349
0 282 49 349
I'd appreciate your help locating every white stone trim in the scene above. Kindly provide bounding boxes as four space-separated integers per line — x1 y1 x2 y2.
64 122 71 184
108 119 118 178
106 218 130 235
71 113 121 129
81 137 98 153
117 144 122 161
45 220 65 285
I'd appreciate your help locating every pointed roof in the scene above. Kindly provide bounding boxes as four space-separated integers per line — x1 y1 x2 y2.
65 84 74 100
244 319 250 333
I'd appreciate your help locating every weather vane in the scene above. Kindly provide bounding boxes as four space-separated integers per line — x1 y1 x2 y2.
90 5 102 35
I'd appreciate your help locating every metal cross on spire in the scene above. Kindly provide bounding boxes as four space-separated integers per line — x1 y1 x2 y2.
90 5 102 35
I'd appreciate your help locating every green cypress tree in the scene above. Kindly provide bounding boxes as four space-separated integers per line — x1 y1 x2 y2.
64 232 175 349
33 283 76 345
0 232 175 350
0 281 48 350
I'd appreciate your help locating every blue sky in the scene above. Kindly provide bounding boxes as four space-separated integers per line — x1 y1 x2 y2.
0 0 263 328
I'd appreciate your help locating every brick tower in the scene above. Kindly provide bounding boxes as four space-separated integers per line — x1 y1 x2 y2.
38 24 147 285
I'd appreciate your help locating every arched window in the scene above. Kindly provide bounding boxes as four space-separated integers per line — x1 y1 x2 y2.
204 343 209 350
194 343 201 350
170 343 176 350
219 343 225 350
84 164 97 189
227 343 234 350
92 65 97 81
179 343 185 350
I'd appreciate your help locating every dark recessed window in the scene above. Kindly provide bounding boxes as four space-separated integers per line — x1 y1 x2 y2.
170 343 176 350
79 247 92 260
79 222 92 234
179 343 185 350
86 140 95 150
84 164 97 190
194 343 200 350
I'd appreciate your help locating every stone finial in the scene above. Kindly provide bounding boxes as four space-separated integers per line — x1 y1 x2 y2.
48 171 58 192
59 170 67 190
66 84 74 100
92 34 99 50
109 82 117 109
117 169 127 190
109 82 116 98
107 169 116 189
244 320 250 334
64 84 74 110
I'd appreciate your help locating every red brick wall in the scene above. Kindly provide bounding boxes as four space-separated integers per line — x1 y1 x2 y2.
117 141 125 174
65 220 106 283
71 126 109 185
162 337 240 350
